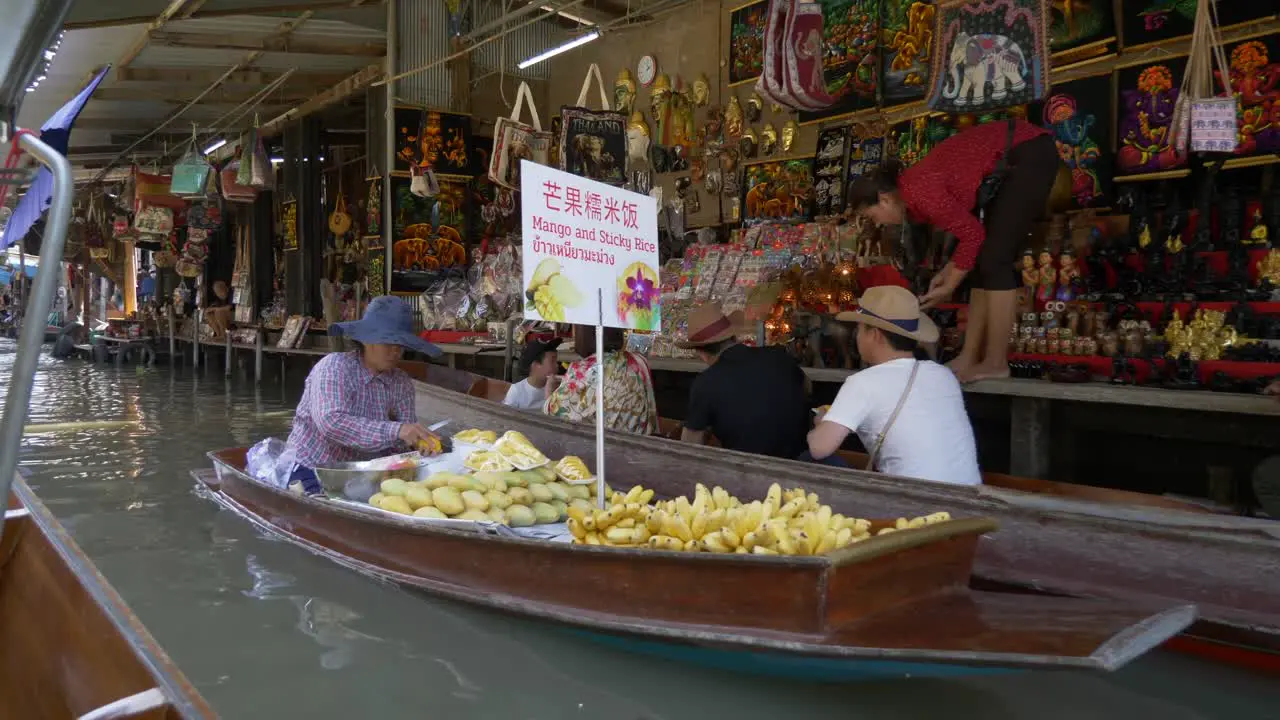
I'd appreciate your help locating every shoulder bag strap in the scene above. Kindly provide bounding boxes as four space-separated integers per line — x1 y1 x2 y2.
511 82 543 131
865 360 921 472
995 117 1016 175
576 64 611 110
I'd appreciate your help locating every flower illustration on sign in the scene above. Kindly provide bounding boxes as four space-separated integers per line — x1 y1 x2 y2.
617 261 659 330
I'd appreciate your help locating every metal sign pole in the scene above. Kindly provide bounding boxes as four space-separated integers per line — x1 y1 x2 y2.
595 288 606 510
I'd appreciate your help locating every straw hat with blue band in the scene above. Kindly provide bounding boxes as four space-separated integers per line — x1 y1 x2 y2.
330 295 444 357
834 286 938 343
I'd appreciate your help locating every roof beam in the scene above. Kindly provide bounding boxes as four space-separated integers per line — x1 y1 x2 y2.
63 1 382 30
94 12 318 180
259 63 382 137
115 67 350 86
115 0 205 70
93 87 317 104
149 31 384 57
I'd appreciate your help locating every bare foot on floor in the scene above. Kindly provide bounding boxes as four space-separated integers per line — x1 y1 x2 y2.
946 358 975 379
959 363 1011 383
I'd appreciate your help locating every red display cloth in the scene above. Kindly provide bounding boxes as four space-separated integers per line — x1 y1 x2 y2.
1009 353 1280 385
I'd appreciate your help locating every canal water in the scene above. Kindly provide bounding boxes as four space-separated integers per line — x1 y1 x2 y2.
1 339 1274 719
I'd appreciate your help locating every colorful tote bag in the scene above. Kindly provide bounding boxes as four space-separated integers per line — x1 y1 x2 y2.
926 0 1050 113
489 81 552 190
559 64 627 186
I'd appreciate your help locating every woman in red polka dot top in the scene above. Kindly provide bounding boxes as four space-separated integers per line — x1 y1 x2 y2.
846 118 1059 383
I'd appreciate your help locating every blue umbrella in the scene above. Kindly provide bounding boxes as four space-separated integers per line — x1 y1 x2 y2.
1 65 110 252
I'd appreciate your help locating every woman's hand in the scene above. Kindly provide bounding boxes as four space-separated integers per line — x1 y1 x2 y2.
1265 380 1280 400
545 375 563 396
398 423 437 448
919 262 968 310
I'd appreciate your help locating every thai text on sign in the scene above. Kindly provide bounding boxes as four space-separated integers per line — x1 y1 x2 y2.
520 160 660 331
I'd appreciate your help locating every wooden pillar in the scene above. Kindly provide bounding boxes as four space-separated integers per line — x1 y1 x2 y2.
1010 397 1051 479
167 304 176 363
224 332 233 378
123 239 137 316
254 329 264 383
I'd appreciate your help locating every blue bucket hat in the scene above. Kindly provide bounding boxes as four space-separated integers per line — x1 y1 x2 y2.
330 296 443 358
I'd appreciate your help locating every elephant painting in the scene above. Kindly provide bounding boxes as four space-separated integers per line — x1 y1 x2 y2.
941 31 1029 106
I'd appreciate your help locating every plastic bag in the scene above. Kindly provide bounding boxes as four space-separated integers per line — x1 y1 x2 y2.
247 437 293 489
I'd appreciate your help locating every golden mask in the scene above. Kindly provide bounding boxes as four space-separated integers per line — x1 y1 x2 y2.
745 93 763 122
614 68 637 115
692 73 710 107
761 123 778 155
724 95 744 140
649 73 672 124
781 120 798 153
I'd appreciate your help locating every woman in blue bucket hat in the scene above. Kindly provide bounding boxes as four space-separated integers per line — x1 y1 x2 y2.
282 296 444 496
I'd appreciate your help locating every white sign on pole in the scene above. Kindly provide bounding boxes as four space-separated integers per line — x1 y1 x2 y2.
520 161 661 507
519 161 661 332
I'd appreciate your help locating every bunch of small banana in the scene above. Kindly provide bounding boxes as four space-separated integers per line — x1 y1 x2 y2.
570 482 951 557
567 485 656 546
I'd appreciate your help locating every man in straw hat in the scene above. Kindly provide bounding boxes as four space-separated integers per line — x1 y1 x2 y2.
808 286 981 485
678 303 811 459
283 296 445 496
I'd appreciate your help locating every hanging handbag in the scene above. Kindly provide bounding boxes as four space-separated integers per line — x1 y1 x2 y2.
1173 0 1238 153
237 129 257 187
187 201 223 231
171 128 212 196
134 167 185 211
222 157 259 203
489 81 552 190
135 204 175 234
249 132 272 189
410 165 439 197
558 63 628 186
329 193 353 235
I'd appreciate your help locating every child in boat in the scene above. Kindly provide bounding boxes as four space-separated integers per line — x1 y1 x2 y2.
283 296 444 496
504 337 562 412
807 286 981 486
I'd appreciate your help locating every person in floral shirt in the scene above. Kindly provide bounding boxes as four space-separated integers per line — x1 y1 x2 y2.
544 325 659 435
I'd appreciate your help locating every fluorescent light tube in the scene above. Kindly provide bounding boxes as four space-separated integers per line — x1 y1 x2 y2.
518 30 599 69
202 138 227 155
540 5 593 25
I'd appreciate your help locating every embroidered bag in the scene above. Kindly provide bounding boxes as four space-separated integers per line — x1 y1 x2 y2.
222 157 259 203
134 167 185 212
926 0 1050 113
558 64 628 186
187 201 223 231
366 175 381 235
1173 0 1238 153
489 81 552 190
134 204 174 234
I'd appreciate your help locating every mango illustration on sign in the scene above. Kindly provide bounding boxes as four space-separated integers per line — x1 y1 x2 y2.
526 258 584 322
616 261 659 330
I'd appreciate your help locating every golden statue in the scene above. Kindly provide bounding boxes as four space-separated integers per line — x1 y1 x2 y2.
1258 248 1280 286
761 123 778 155
1247 207 1269 246
691 73 710 107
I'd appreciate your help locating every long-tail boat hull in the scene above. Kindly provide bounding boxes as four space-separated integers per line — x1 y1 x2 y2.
1 475 214 718
402 374 1280 667
200 449 1194 680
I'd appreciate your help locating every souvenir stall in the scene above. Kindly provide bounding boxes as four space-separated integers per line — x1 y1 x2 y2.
531 0 1280 399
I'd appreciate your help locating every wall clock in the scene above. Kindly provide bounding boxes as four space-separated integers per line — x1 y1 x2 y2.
637 55 657 87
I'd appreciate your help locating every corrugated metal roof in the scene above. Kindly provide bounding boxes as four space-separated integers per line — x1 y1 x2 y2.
395 0 450 108
471 3 564 81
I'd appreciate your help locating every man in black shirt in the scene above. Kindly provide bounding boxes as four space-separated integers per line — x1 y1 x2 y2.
678 303 812 459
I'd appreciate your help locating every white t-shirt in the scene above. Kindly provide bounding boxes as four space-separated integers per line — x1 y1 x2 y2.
824 358 982 486
503 379 547 412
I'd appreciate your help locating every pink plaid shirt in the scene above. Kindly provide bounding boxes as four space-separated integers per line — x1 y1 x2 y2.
286 351 417 468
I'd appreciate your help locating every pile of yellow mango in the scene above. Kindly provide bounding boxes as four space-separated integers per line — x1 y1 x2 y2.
569 482 950 556
368 464 597 527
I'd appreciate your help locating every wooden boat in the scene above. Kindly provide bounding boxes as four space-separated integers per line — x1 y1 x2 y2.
402 369 1280 671
1 475 214 718
200 447 1195 679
